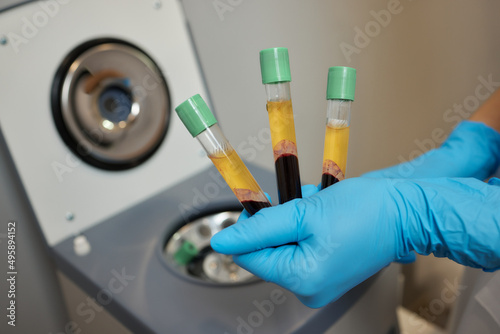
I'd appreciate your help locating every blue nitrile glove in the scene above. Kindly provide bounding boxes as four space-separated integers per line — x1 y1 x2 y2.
363 120 500 264
363 121 500 180
211 178 500 308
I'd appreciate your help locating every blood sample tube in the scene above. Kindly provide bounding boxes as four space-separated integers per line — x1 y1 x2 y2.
321 66 356 189
260 47 302 204
176 94 271 215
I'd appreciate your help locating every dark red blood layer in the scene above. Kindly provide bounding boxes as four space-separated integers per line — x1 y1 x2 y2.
275 154 302 204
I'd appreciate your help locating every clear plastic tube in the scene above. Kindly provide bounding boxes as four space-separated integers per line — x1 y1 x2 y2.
321 99 352 189
264 82 302 203
197 124 271 215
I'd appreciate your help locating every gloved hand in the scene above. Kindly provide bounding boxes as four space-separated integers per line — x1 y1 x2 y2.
211 178 500 308
363 120 500 180
363 120 500 264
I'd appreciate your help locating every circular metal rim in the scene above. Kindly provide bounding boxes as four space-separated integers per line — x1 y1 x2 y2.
164 210 256 284
51 38 171 171
158 206 262 287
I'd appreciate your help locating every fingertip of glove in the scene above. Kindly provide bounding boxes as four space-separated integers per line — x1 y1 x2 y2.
298 294 335 309
231 254 244 267
210 232 227 253
302 184 320 197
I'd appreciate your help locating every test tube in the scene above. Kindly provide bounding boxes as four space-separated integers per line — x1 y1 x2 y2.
321 66 357 189
260 47 302 204
176 94 271 215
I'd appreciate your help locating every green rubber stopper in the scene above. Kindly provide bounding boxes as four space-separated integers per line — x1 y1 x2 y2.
175 94 217 137
260 47 291 84
327 66 357 101
174 240 198 265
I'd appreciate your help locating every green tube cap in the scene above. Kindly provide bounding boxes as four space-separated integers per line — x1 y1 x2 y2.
260 47 291 84
327 66 357 101
175 94 217 137
174 240 198 265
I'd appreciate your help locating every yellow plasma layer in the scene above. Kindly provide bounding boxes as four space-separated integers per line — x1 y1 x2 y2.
209 148 268 203
322 125 350 176
267 100 298 155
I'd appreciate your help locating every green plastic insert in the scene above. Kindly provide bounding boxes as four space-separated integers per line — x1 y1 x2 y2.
174 240 198 265
260 47 291 84
175 94 217 137
327 66 357 101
